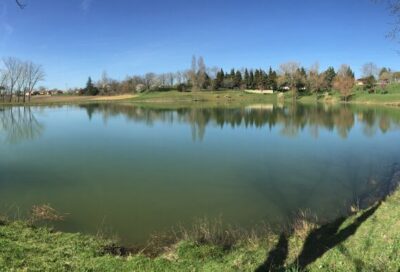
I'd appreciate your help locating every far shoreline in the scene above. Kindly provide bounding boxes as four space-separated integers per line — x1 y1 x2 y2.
0 90 400 107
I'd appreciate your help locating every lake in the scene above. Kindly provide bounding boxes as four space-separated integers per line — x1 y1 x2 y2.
0 103 399 245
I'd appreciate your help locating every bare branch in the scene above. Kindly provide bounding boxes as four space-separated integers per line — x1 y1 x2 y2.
15 0 26 9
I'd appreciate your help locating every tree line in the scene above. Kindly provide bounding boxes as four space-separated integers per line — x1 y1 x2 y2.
80 56 399 101
2 54 398 103
0 57 45 103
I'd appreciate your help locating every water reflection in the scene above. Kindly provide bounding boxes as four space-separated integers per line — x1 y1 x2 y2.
0 107 43 143
79 103 400 141
0 103 399 244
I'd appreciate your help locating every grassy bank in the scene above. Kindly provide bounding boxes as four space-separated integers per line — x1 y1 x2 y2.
1 88 400 107
1 189 399 271
128 87 400 107
296 84 400 106
0 94 137 106
129 90 278 106
129 89 400 107
0 91 278 108
296 92 400 106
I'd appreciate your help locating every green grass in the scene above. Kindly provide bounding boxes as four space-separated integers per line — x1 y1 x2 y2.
305 190 400 271
295 83 400 106
1 190 399 271
131 88 400 107
1 85 400 107
130 90 278 105
0 220 271 271
350 92 400 105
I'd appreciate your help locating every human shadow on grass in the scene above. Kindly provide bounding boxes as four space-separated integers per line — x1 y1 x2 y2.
255 203 381 272
293 202 380 270
255 232 289 272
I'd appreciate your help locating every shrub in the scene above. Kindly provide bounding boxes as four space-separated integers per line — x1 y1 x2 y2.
177 83 189 92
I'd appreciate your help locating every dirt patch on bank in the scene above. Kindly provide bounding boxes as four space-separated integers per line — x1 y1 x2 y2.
91 94 136 101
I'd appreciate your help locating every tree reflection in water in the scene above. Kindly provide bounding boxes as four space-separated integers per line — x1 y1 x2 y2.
0 107 44 144
79 103 400 141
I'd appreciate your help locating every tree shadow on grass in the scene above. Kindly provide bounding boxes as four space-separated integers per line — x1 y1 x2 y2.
255 203 381 272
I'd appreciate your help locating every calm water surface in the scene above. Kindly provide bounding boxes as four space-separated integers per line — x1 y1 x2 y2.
0 103 399 244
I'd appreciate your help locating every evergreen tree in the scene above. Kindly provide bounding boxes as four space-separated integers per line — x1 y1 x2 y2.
249 70 255 89
214 69 224 90
244 69 250 89
262 70 269 90
86 77 93 90
258 69 266 90
300 67 307 78
268 67 278 90
323 67 336 89
230 69 235 81
363 75 376 92
295 68 307 90
202 72 212 89
234 70 242 89
379 67 389 77
254 69 261 89
84 77 99 96
346 67 355 79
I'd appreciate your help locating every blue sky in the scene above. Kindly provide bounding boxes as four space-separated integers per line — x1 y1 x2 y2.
0 0 398 88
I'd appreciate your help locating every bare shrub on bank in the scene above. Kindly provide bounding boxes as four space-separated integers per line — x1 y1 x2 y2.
30 204 65 223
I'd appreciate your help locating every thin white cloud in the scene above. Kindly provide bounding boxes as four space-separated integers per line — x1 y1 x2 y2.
81 0 94 11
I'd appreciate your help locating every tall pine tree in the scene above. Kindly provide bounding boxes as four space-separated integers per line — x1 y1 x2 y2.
84 77 99 96
244 69 250 89
249 70 255 89
214 69 225 90
323 67 336 90
268 67 278 90
234 70 242 89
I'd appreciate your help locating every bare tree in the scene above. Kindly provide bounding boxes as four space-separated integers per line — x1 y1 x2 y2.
158 73 167 86
362 62 379 79
175 71 183 85
144 73 157 90
15 61 28 103
379 68 393 83
0 69 7 102
189 55 198 91
99 71 110 90
307 62 325 99
333 64 355 102
197 56 207 90
2 57 23 102
207 66 219 80
185 56 209 91
383 0 400 40
182 70 190 84
15 0 26 9
166 73 174 87
279 62 300 98
25 61 45 102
